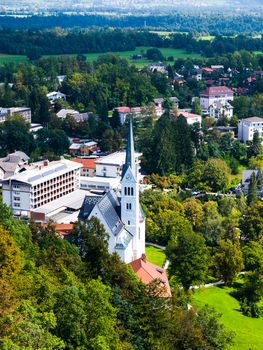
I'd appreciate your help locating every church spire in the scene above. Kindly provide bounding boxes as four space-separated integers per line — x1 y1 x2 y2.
122 116 135 179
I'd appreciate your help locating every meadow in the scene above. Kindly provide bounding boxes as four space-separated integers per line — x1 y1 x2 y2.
193 285 263 350
0 46 202 66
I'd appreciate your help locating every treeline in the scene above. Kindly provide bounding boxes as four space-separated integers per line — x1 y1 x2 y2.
0 203 234 349
0 13 262 34
0 28 262 59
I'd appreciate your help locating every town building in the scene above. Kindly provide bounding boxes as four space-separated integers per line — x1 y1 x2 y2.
2 159 82 219
190 69 203 81
208 101 234 120
71 158 98 177
153 97 179 109
130 254 171 297
238 117 263 143
56 109 90 122
200 86 234 117
0 107 31 123
46 91 66 102
68 141 98 157
178 111 202 125
0 151 29 180
78 118 146 264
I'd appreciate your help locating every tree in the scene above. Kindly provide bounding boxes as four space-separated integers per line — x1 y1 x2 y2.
146 48 164 61
240 202 263 241
247 172 258 206
85 279 121 350
72 218 110 278
0 117 34 155
248 131 263 158
214 239 244 285
192 98 202 115
167 229 209 290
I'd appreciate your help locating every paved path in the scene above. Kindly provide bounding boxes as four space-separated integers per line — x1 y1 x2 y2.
190 280 225 290
146 242 166 250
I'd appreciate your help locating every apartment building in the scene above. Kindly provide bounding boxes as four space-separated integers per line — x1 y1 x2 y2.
2 159 82 218
0 107 32 123
238 117 263 143
200 86 234 117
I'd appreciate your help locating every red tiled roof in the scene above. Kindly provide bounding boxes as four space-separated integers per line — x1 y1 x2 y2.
200 86 233 96
179 112 201 119
130 256 172 297
202 67 214 72
71 158 98 169
42 223 74 235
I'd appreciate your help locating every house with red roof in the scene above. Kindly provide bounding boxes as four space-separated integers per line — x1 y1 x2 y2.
130 254 172 297
71 157 98 177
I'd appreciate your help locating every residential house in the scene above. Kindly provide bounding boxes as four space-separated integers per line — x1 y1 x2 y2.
46 91 66 102
153 97 179 109
114 106 163 125
56 109 90 122
68 141 98 156
178 111 202 125
71 157 98 177
208 101 234 120
238 117 263 143
190 69 203 81
0 151 29 180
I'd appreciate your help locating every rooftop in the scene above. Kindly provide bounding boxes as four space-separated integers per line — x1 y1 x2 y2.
178 111 201 119
3 159 82 186
95 151 141 166
201 86 234 96
72 158 98 169
130 255 172 297
240 117 263 123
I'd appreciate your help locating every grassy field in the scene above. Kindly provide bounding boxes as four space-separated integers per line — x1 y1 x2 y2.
0 54 28 64
193 286 263 350
145 245 166 267
0 46 202 66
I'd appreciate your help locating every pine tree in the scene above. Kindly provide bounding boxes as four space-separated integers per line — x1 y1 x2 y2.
247 172 258 206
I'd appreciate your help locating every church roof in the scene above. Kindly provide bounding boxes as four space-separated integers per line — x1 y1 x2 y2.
97 191 124 236
78 195 101 220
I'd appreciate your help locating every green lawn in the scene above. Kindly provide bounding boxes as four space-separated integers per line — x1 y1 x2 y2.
193 286 263 350
145 245 166 267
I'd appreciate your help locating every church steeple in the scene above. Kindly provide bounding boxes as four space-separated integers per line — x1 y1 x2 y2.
122 117 135 179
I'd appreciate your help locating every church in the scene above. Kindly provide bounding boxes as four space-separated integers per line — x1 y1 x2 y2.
78 118 146 264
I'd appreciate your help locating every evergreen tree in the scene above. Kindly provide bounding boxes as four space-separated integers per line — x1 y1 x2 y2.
247 172 258 206
192 98 202 115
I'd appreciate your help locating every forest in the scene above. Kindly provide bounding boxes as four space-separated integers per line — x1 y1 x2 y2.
0 29 262 59
0 13 262 34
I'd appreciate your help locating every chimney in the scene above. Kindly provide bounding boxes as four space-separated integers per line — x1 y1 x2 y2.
141 254 147 262
43 160 49 167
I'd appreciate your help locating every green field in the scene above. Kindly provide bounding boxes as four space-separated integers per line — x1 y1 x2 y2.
0 46 201 66
193 286 263 350
145 245 166 267
0 54 28 64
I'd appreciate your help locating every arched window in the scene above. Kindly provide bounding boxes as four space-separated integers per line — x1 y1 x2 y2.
128 187 130 196
131 187 134 196
124 187 127 195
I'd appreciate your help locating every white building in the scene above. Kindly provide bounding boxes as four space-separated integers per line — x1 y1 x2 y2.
0 107 31 123
178 111 202 125
238 117 263 143
2 159 82 219
47 91 66 102
0 151 29 180
200 86 234 115
78 118 145 264
208 101 233 120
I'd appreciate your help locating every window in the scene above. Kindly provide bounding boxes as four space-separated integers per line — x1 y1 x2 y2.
126 203 132 210
124 187 127 195
13 185 20 189
128 220 130 225
14 197 20 201
14 203 20 208
131 187 134 196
